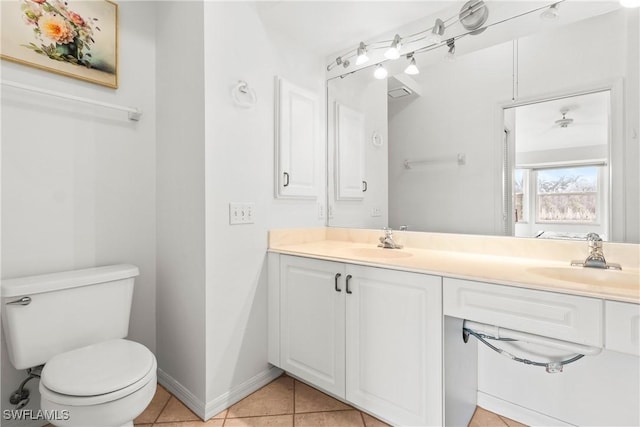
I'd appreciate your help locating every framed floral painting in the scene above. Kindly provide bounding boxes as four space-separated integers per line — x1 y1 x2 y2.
1 0 118 88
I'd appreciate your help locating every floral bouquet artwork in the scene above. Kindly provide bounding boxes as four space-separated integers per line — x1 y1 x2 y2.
1 0 118 88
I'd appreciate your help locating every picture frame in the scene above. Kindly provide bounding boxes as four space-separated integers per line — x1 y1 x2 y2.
1 0 119 89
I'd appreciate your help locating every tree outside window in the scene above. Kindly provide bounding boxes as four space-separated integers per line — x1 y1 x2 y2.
535 166 598 223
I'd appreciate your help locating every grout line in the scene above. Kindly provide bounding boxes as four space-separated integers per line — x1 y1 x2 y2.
292 378 296 426
360 410 367 427
152 387 173 424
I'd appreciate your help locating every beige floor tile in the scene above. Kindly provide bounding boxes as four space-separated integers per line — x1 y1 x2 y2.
361 412 391 427
223 414 293 427
152 421 223 427
294 410 365 427
294 380 352 413
212 409 227 419
468 407 508 427
499 415 528 427
135 384 172 424
227 376 294 418
156 396 201 423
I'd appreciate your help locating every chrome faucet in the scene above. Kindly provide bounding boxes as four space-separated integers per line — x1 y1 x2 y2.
571 233 621 270
378 227 403 249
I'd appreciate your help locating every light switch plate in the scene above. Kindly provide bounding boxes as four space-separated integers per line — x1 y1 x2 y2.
229 202 255 225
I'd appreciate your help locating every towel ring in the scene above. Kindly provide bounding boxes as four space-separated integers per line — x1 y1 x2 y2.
232 80 257 109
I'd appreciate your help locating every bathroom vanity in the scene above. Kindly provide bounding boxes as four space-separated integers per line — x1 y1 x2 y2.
267 228 640 426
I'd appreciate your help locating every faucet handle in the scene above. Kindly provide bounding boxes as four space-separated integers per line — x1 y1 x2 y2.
586 232 602 242
383 227 393 236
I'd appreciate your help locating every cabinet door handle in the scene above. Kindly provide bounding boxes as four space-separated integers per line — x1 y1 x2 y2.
362 180 368 192
283 172 290 187
346 274 353 294
334 273 342 292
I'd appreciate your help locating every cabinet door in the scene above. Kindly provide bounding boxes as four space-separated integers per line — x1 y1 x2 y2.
335 102 366 200
280 255 345 397
275 77 319 199
345 266 442 426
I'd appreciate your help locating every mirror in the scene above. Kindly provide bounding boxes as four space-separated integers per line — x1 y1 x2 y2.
327 5 639 242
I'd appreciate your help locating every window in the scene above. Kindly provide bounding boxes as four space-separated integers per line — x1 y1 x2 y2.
535 166 599 223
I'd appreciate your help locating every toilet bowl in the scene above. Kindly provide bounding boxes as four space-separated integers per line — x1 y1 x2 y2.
1 265 156 427
39 339 157 427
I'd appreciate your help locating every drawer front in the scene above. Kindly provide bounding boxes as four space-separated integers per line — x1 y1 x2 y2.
605 301 640 356
443 278 603 346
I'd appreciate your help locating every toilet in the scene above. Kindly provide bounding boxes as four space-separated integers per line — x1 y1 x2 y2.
1 264 157 427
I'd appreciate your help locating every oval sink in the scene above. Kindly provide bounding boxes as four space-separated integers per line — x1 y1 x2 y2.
528 266 639 288
339 247 413 259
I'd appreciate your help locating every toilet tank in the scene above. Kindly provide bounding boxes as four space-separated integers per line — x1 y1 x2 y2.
1 264 139 370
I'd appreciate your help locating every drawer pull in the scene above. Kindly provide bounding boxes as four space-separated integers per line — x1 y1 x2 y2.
334 273 342 292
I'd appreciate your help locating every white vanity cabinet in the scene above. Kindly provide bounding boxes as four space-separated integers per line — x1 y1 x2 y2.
269 254 443 426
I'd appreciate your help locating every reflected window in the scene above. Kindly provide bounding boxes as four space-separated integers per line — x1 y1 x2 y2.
514 169 528 223
535 166 599 223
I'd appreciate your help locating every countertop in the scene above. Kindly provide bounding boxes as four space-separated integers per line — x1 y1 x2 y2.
268 229 640 304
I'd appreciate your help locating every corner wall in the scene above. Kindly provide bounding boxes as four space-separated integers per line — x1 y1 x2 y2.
155 0 207 409
202 1 326 414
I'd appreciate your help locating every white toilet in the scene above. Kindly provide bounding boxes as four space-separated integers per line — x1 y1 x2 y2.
1 264 157 427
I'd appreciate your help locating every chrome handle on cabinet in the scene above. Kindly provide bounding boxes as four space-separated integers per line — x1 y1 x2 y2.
334 273 342 292
283 172 290 187
346 275 353 294
6 297 31 306
362 180 368 192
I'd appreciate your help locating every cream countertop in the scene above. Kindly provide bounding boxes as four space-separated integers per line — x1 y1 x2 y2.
268 228 640 304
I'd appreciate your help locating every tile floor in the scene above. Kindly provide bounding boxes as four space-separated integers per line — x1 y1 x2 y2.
128 374 527 427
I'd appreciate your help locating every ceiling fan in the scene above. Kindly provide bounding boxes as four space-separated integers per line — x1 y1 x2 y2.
555 108 574 128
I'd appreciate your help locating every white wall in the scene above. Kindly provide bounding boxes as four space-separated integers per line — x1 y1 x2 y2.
155 1 207 407
202 1 326 416
387 9 639 241
388 41 511 235
1 0 157 422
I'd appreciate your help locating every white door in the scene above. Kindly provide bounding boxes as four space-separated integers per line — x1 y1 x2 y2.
275 77 319 199
279 255 346 397
345 265 443 426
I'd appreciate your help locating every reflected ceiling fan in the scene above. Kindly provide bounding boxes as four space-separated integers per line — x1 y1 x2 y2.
555 108 574 128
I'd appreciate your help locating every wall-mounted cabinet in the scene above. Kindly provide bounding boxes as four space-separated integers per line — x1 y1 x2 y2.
274 77 319 199
270 254 442 426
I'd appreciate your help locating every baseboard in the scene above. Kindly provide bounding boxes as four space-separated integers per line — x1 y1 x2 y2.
157 368 207 419
157 365 283 421
477 391 576 427
204 366 283 420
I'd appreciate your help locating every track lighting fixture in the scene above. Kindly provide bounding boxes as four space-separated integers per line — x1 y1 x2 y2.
404 55 419 75
541 3 560 20
356 42 369 65
384 34 402 60
374 64 388 80
426 18 445 45
620 0 640 7
445 39 456 61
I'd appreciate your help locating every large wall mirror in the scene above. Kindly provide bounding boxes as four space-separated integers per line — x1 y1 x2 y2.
326 2 639 243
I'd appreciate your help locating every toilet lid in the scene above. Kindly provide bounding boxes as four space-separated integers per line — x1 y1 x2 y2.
41 339 154 396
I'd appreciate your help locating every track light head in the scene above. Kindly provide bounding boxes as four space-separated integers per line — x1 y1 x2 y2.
356 42 369 65
384 34 402 60
541 3 560 20
374 64 388 80
426 18 445 45
404 55 420 75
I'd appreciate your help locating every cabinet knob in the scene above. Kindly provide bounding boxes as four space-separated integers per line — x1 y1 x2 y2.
334 273 342 292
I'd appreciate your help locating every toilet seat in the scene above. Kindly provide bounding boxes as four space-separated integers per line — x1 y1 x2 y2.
40 339 156 406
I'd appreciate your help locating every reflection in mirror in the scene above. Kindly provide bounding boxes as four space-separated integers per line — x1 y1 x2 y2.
505 91 611 240
327 6 639 243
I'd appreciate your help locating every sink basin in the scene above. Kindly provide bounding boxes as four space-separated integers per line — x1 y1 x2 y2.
338 247 413 259
528 266 639 288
